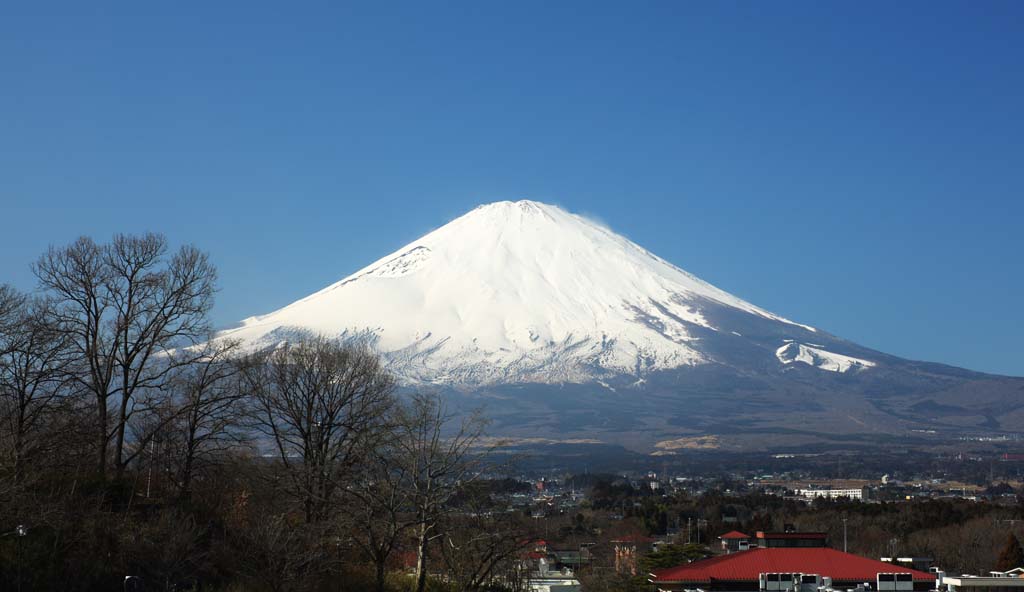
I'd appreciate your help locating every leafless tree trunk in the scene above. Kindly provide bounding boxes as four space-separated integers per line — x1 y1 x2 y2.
33 233 216 480
245 336 394 523
394 392 488 592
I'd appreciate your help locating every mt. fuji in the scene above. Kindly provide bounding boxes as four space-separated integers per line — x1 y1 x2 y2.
224 201 853 382
221 201 1023 450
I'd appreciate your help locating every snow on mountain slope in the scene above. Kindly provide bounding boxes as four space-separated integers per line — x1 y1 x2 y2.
219 200 833 384
775 341 875 373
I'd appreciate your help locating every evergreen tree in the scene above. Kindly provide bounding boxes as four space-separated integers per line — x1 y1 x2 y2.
641 543 712 572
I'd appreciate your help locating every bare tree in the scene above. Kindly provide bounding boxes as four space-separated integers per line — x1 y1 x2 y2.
234 513 331 592
31 238 111 477
394 392 488 592
0 291 74 483
245 336 395 523
0 285 21 329
121 509 212 591
341 430 416 592
438 491 533 592
33 234 216 480
165 338 247 500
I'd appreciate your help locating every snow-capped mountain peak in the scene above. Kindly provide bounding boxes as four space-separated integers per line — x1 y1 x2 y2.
220 200 845 385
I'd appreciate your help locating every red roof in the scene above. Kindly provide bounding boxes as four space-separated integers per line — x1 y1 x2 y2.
651 548 934 583
720 530 751 540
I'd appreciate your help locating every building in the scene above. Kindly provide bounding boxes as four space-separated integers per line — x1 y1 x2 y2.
549 548 591 571
526 574 581 592
522 540 582 592
880 557 935 573
720 531 752 554
649 547 936 592
796 488 865 501
612 534 655 575
939 570 1024 592
756 531 828 548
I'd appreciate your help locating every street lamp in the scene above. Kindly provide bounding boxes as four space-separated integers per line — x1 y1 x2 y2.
15 524 28 592
842 515 849 553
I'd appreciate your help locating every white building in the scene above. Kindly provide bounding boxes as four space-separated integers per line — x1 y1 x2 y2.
938 570 1024 592
528 561 581 592
795 488 864 501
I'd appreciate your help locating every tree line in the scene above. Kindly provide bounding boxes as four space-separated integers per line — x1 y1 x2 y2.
0 234 533 592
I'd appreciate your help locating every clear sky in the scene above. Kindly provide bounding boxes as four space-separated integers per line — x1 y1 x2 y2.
1 2 1022 375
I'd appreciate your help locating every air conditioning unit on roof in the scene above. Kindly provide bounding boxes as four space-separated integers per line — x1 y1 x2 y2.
877 573 914 592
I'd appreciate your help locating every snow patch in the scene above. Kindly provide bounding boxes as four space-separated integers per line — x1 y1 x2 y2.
775 342 875 373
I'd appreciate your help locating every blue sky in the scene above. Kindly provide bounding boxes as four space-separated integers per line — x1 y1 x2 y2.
1 2 1022 375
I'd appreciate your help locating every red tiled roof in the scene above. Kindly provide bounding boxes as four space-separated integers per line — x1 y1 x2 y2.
720 530 751 540
651 548 934 583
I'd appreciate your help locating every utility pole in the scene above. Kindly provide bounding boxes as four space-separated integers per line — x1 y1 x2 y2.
146 438 156 498
842 516 848 553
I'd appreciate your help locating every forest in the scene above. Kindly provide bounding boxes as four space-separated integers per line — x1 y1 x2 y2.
0 234 536 591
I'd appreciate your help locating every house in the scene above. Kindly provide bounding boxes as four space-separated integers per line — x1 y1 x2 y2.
612 534 655 575
720 530 752 554
649 547 935 592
